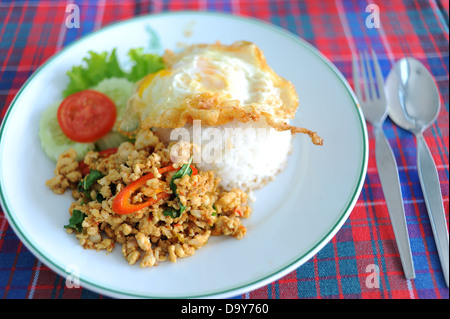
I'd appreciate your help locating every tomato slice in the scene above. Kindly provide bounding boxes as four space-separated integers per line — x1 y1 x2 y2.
57 90 117 143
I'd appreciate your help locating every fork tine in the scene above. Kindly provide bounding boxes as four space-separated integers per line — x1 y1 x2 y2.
363 50 377 100
371 49 385 101
359 51 369 101
352 53 362 101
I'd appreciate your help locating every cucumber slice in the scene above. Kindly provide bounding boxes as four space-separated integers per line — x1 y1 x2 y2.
95 130 132 150
39 77 134 162
91 77 135 127
39 101 95 162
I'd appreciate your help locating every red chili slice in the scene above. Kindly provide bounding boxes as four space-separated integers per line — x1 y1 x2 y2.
112 164 197 215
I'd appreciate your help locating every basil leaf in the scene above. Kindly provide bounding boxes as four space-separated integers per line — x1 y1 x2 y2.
169 156 193 191
178 202 187 215
64 209 87 233
163 207 181 219
167 157 194 217
78 170 104 201
81 170 104 190
96 192 105 203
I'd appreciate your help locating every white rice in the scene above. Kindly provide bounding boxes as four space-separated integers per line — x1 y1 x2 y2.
155 117 292 192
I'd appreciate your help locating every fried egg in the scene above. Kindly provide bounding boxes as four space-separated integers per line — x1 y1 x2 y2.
119 41 322 192
119 41 322 145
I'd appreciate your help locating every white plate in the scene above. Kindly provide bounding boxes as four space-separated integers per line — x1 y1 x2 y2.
0 12 368 299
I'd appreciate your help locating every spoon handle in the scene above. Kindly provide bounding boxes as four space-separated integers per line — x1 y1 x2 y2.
417 133 449 287
375 127 415 279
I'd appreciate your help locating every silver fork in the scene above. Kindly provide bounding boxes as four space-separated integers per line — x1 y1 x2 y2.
353 50 415 279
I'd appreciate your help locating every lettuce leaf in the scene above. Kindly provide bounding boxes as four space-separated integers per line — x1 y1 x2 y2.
62 48 165 98
126 48 165 82
63 49 125 98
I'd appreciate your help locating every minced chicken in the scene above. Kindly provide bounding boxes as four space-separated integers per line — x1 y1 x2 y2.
46 129 251 268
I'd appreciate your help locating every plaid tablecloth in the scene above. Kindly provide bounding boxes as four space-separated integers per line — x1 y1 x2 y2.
0 0 448 299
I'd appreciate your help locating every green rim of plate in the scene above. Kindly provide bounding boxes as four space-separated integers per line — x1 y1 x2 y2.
0 11 368 299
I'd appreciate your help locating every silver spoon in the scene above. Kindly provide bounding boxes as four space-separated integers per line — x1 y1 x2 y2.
385 57 449 287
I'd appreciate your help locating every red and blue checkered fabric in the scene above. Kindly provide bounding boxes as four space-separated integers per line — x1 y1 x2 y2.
0 0 448 299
